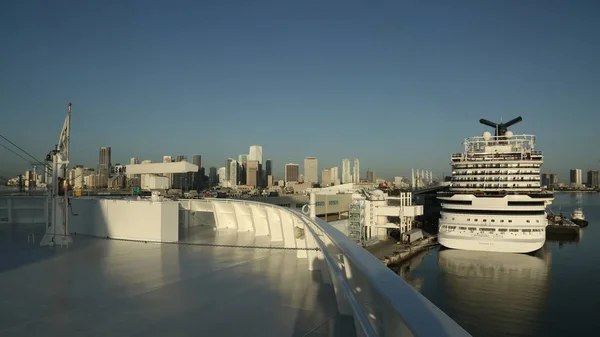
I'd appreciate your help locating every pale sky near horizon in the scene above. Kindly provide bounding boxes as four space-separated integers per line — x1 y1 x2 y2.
1 0 599 181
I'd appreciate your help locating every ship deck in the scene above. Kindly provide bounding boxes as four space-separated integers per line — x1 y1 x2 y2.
0 223 353 337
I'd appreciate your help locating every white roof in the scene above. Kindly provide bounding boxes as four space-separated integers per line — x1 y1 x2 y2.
126 161 199 174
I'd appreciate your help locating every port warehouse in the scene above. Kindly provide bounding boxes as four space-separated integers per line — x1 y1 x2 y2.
251 194 353 218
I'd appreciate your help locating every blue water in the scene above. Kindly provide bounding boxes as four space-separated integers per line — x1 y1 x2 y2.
400 192 600 337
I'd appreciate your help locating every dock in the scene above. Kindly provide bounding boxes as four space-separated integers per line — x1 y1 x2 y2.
367 235 439 266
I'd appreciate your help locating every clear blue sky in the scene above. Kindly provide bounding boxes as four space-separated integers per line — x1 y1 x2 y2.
1 0 599 181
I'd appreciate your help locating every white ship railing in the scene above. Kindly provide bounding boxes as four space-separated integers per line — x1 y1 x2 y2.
1 195 470 337
295 211 469 337
463 134 537 155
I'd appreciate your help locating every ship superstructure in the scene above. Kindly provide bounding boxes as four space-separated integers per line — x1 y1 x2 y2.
437 117 553 253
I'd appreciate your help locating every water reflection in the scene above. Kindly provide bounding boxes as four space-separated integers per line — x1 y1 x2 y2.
393 249 431 291
438 247 550 337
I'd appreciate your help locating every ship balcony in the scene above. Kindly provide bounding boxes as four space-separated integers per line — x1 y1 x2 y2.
452 163 542 169
451 170 540 176
439 190 553 198
0 196 469 337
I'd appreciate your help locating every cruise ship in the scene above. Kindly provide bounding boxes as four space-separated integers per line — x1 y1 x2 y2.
437 117 554 253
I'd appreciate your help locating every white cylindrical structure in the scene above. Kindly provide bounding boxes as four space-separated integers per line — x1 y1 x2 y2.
309 192 316 219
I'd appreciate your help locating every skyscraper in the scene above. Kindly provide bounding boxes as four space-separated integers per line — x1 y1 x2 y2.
570 169 582 186
265 159 272 187
322 168 331 186
246 160 259 187
304 157 318 185
163 156 173 188
99 146 111 188
229 159 238 188
549 174 558 188
342 159 351 184
199 166 206 190
330 166 339 185
192 155 202 191
173 155 189 190
285 163 300 183
587 170 599 188
218 167 226 186
248 145 263 164
238 154 248 165
353 159 360 183
209 166 218 187
541 173 551 187
367 169 375 183
225 158 234 187
127 157 139 179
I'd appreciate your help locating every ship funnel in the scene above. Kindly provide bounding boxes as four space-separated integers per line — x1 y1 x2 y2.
479 116 522 137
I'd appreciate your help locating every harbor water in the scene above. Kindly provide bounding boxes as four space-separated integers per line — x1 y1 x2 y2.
399 192 600 337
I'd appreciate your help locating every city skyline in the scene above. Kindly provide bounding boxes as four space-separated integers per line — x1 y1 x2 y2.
1 141 598 183
1 1 599 180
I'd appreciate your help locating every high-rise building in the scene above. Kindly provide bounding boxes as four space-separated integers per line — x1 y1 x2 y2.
570 169 582 186
322 168 331 186
353 159 360 183
265 159 272 182
249 145 263 164
98 146 111 188
225 158 234 187
367 170 375 183
162 156 173 187
127 157 139 178
238 154 248 165
192 155 202 191
229 159 238 188
304 157 318 185
549 174 558 188
330 166 339 185
285 163 300 184
541 173 552 187
342 159 351 184
209 166 218 187
199 166 206 190
587 170 599 188
172 155 190 190
267 175 273 188
218 167 226 186
246 160 259 187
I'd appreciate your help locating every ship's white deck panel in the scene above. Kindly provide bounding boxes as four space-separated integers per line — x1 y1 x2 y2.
0 224 353 337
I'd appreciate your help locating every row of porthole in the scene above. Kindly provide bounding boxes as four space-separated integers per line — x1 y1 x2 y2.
441 225 544 233
443 217 540 224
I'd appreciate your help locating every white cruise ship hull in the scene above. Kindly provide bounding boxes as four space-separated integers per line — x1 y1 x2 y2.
440 117 554 254
438 232 545 253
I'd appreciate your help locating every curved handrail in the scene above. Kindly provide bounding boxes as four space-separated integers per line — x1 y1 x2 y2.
292 211 378 336
290 211 471 337
188 198 470 336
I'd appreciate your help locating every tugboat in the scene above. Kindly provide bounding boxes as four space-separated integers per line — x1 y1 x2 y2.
571 208 589 227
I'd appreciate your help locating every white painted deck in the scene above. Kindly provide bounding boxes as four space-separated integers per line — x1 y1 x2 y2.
0 223 353 337
0 196 471 337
